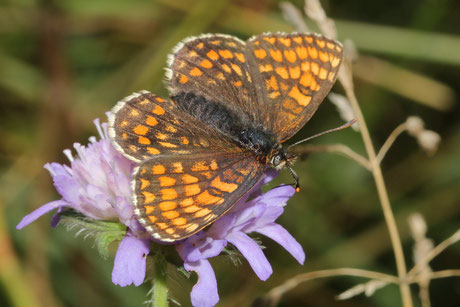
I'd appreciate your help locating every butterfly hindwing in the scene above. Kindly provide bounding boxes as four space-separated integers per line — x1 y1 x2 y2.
246 33 344 142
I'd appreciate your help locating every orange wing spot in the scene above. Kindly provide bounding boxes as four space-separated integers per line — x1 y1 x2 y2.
283 49 297 63
269 91 281 99
200 59 213 68
316 39 326 48
156 222 168 230
210 160 218 170
152 105 165 115
289 66 301 79
311 77 318 91
221 64 232 73
211 176 238 193
293 36 303 44
331 56 341 67
155 97 166 103
152 164 166 175
159 176 176 187
201 171 212 179
140 169 147 175
147 147 160 155
180 136 189 145
233 80 242 87
130 109 139 117
207 79 217 85
327 42 336 49
180 198 194 207
139 99 150 105
301 61 310 72
182 174 199 184
319 51 330 63
305 36 314 43
336 45 343 52
308 46 318 59
165 125 177 133
121 120 128 127
328 71 336 81
266 75 279 90
283 99 303 114
253 48 267 59
196 42 204 49
289 86 312 107
216 72 226 80
190 67 203 76
191 161 209 171
172 162 183 173
188 50 198 57
145 205 154 215
231 64 242 76
179 74 189 84
142 191 156 204
279 82 289 92
238 168 250 176
278 37 291 47
122 133 128 140
259 64 273 72
195 208 211 218
275 66 289 79
148 215 157 223
210 40 220 45
218 49 233 58
162 210 179 220
270 49 283 62
311 62 320 75
140 179 150 190
183 205 201 213
158 141 178 148
164 228 175 235
235 53 245 62
318 67 328 80
138 136 151 145
156 132 168 140
172 217 187 226
185 184 201 196
226 41 237 47
263 36 276 44
146 115 158 126
159 201 177 211
207 49 219 60
296 46 308 59
196 190 223 205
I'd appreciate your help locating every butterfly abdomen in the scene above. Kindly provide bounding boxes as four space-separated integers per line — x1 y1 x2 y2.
172 91 276 157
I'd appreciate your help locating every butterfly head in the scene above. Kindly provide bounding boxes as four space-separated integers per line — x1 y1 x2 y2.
269 146 300 191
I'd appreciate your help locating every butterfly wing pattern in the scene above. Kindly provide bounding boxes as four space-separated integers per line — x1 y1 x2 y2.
109 33 343 242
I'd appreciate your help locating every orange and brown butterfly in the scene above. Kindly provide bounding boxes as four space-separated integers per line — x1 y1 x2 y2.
108 32 343 243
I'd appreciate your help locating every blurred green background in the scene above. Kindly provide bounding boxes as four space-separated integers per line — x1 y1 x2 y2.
1 0 459 306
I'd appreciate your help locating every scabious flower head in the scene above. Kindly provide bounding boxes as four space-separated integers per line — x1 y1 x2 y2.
17 118 305 307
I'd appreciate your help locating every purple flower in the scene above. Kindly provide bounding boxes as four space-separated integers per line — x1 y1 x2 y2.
17 117 305 307
176 170 305 307
16 118 150 287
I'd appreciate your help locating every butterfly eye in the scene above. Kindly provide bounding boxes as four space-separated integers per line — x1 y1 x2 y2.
271 154 282 166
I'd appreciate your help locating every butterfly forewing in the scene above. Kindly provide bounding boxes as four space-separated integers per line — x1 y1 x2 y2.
133 150 264 242
246 33 343 142
168 34 260 124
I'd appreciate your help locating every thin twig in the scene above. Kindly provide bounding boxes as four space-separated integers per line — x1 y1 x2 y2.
422 270 460 280
376 122 408 164
408 230 460 277
293 143 371 170
265 268 399 306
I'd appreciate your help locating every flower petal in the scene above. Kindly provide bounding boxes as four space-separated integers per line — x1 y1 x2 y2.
185 260 219 307
256 223 305 265
112 236 150 287
227 231 272 281
16 200 69 230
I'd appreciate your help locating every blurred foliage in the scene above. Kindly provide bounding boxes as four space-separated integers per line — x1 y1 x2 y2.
1 0 459 306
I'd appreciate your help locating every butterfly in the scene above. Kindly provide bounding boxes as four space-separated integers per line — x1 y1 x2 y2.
108 33 343 242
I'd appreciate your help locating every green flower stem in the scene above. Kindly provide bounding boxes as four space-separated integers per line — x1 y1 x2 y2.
152 252 168 307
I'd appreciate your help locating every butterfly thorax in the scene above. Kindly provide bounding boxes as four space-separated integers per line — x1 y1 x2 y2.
172 92 278 162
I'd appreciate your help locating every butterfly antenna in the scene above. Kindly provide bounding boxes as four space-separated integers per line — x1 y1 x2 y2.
288 119 357 149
